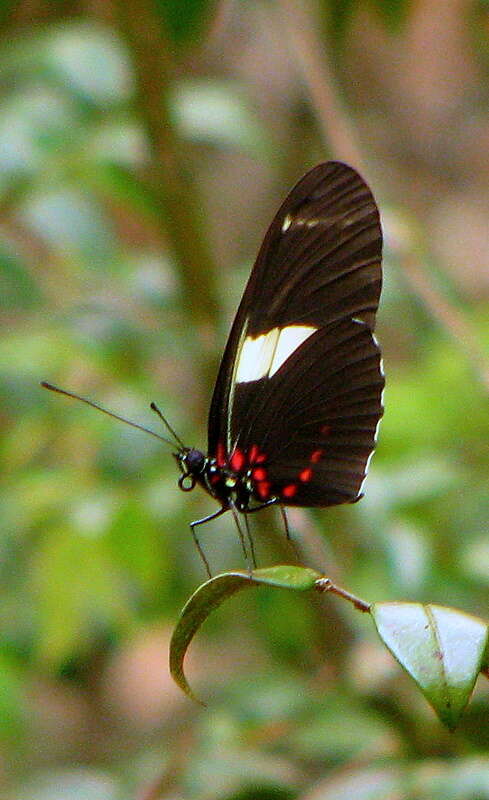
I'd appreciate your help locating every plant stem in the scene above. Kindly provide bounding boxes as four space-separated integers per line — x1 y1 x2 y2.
114 0 221 396
315 577 371 613
277 0 363 168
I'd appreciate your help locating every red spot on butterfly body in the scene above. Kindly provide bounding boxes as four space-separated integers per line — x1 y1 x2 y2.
252 467 267 481
256 480 272 500
320 424 331 435
216 442 226 467
299 467 313 483
310 449 323 463
210 474 221 485
282 483 298 498
230 448 245 472
255 453 267 463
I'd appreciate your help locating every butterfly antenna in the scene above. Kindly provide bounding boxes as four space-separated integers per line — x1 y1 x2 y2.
150 401 186 450
41 381 175 447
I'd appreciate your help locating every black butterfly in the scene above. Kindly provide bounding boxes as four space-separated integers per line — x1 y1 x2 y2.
43 161 384 576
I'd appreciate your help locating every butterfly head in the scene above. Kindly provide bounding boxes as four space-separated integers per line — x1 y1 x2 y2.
175 447 206 492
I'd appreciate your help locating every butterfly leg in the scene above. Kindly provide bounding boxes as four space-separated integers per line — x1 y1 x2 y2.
230 503 254 575
241 498 278 514
241 499 277 565
279 504 291 540
242 500 299 560
242 510 257 569
190 506 228 578
279 504 301 560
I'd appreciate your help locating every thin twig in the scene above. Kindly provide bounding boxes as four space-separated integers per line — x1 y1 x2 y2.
277 0 363 168
315 577 371 613
397 247 489 392
114 0 221 397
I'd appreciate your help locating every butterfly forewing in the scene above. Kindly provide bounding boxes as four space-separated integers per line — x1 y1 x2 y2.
208 161 383 507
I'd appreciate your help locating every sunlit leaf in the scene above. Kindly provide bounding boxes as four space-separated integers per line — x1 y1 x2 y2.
106 499 169 593
301 764 403 800
172 81 272 158
33 528 133 667
19 187 115 266
15 768 119 800
372 602 489 729
170 565 321 702
44 26 132 105
461 536 489 585
0 653 26 742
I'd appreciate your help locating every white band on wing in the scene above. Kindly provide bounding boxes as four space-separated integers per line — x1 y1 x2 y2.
235 325 317 383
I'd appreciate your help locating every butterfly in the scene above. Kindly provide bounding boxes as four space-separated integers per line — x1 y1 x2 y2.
43 161 384 577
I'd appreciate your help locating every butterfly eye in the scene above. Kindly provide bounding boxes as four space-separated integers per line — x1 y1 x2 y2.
186 449 206 472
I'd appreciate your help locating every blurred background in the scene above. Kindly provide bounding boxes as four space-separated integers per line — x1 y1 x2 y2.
1 0 489 798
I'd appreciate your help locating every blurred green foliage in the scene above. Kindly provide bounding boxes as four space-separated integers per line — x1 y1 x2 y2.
325 0 410 42
153 0 216 45
1 0 489 798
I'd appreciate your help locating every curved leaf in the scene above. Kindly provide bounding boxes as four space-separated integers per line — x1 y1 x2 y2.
371 602 489 729
170 565 321 702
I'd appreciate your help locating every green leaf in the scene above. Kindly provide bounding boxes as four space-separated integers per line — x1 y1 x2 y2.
0 244 43 311
324 0 410 45
0 653 26 742
411 755 489 798
0 2 15 27
170 565 321 702
371 602 489 729
153 0 216 46
323 0 357 46
33 527 133 667
370 0 410 32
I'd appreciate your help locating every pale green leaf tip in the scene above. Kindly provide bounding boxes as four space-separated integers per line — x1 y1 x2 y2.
371 601 489 729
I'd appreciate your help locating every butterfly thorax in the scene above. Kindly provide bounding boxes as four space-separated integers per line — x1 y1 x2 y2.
175 446 272 512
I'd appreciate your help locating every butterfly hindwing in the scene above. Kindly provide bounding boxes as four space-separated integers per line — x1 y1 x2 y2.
208 161 383 507
234 320 383 505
